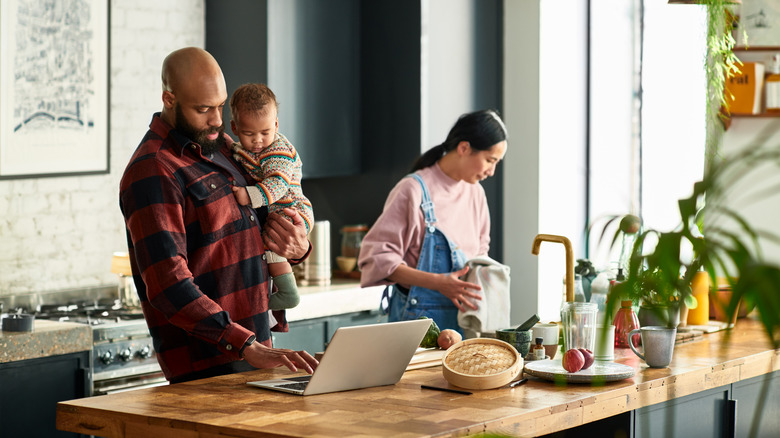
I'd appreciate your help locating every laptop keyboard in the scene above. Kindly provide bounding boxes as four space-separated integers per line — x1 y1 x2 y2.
276 375 311 391
277 382 308 391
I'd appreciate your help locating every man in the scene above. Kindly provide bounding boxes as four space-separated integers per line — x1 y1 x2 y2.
119 47 318 383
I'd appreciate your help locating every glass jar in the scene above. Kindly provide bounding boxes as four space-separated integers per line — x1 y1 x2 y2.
340 225 368 258
613 300 640 348
560 302 598 352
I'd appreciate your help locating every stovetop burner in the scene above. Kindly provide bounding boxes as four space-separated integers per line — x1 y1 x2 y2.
34 298 144 325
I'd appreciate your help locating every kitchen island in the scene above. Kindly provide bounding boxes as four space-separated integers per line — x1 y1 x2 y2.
57 318 778 438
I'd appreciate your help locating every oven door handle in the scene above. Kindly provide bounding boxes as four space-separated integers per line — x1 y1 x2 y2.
79 365 92 397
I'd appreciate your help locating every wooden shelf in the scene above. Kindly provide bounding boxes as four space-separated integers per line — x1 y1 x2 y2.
727 112 780 117
734 46 780 52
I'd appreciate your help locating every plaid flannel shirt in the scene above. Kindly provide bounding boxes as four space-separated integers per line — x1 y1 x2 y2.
119 113 288 381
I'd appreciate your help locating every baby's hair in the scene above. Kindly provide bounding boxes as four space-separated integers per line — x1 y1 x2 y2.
230 83 278 125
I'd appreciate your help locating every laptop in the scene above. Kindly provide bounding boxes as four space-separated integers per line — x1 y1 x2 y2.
247 318 432 395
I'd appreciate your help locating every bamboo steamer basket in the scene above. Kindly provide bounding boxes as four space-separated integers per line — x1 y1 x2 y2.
442 338 523 389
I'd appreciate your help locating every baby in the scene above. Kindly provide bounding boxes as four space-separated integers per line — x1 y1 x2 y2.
229 83 314 310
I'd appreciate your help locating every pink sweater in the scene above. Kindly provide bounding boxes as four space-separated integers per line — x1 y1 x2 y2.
358 163 491 287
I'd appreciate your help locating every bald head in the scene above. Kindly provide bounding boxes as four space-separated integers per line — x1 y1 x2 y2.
161 47 223 94
159 47 228 147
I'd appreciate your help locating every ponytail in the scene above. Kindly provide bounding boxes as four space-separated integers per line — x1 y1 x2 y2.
408 109 507 173
410 144 446 172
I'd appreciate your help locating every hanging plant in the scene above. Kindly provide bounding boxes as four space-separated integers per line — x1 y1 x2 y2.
704 0 745 169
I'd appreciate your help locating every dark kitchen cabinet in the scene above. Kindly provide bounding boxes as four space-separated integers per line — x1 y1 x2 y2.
633 385 731 438
272 309 387 353
206 0 361 179
0 351 91 438
541 370 780 438
732 370 780 438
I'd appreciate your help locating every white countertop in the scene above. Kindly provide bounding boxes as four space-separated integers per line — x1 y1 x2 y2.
284 279 385 321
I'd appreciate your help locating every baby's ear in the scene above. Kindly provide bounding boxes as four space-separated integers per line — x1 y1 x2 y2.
230 120 238 135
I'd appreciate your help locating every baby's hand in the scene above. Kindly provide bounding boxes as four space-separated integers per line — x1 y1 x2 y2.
231 186 251 206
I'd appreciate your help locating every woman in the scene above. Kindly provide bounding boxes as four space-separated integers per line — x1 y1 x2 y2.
358 109 508 333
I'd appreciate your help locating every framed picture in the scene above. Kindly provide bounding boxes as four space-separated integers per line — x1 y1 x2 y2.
0 0 109 179
738 0 780 47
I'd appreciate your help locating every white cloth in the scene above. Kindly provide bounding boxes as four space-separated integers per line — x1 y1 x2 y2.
457 255 511 333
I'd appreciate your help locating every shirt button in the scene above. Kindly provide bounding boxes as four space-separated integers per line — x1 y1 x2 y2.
428 226 435 233
191 145 196 149
410 298 418 305
250 216 255 222
210 184 216 189
262 254 266 261
226 344 233 351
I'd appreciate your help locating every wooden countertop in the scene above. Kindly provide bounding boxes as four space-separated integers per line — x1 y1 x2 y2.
57 318 779 437
1 319 91 363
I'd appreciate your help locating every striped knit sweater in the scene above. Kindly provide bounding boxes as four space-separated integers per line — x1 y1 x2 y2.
231 132 313 233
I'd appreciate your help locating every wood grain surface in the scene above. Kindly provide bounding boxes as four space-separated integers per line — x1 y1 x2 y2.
57 318 778 438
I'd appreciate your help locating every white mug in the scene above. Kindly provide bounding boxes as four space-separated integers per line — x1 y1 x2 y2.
594 324 615 361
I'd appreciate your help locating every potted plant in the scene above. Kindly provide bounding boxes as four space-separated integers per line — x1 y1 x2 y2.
634 266 686 329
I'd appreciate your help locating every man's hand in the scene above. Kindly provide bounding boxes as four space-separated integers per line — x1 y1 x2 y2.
243 342 319 374
231 186 251 206
263 207 309 260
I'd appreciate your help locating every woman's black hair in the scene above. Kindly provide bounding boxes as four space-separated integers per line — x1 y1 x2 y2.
410 109 508 172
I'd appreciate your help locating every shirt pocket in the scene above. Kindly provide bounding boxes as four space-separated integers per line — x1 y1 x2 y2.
185 173 244 237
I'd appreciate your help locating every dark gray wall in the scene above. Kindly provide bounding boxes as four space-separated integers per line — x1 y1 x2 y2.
206 0 503 265
205 0 268 126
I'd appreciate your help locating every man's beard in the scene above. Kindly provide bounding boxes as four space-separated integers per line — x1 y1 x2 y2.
174 103 226 155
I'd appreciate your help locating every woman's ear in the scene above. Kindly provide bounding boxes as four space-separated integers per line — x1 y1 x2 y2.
457 141 471 155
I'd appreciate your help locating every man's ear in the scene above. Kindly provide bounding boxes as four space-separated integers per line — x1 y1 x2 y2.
162 90 175 109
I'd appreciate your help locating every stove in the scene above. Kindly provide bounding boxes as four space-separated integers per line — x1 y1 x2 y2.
27 295 166 395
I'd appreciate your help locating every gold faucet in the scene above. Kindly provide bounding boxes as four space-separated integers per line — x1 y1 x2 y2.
531 234 574 302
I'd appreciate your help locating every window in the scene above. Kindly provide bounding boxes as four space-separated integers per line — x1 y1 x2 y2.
588 0 707 270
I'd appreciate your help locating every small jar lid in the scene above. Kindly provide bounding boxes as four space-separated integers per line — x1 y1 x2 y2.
535 337 544 344
341 224 368 233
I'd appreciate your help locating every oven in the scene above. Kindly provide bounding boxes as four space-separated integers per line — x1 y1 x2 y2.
33 298 167 395
90 319 167 395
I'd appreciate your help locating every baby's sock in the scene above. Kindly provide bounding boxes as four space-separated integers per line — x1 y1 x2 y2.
269 272 301 310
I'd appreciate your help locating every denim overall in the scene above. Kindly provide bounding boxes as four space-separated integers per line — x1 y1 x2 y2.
384 173 468 334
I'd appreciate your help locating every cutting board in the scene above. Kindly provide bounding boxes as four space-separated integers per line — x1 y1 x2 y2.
314 347 445 371
406 348 446 370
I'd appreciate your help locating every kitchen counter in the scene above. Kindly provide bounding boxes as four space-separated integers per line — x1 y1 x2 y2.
56 318 779 437
0 319 91 363
289 279 384 322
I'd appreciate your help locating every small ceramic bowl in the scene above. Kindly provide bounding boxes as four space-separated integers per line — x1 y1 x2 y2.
336 256 357 272
543 344 559 359
495 328 532 357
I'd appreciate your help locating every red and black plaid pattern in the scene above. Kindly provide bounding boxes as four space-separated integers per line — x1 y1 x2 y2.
119 113 288 381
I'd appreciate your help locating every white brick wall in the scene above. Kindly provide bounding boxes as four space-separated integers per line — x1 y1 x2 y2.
0 0 205 295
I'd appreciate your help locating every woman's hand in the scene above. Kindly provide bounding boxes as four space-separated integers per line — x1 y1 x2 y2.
243 342 319 374
435 266 482 312
263 208 310 260
389 265 482 313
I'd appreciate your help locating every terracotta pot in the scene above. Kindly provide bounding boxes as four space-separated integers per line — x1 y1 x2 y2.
710 289 750 325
